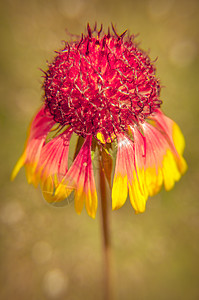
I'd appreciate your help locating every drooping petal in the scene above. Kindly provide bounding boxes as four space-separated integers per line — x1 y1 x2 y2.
39 128 73 203
132 126 149 198
141 121 184 192
149 109 187 174
55 136 98 218
112 109 187 214
112 133 147 213
132 124 164 197
112 135 128 210
11 106 55 186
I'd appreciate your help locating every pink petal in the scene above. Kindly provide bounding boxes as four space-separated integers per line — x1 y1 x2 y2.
39 128 73 203
149 109 187 173
56 135 98 218
141 121 183 192
39 128 72 181
11 106 55 186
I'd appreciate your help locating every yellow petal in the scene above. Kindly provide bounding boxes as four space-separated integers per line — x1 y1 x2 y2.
75 187 85 215
162 150 181 191
128 170 147 213
172 122 186 155
42 176 73 204
177 156 188 175
85 189 98 219
145 167 163 196
11 153 26 181
25 163 41 187
112 174 128 210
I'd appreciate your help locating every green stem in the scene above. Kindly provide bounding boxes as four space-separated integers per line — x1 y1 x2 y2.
99 159 112 300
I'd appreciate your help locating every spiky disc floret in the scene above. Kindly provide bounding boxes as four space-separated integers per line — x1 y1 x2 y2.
44 25 162 142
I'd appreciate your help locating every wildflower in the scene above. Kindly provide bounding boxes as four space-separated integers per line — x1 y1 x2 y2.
11 24 187 218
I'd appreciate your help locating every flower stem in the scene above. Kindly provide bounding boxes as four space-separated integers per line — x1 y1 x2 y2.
99 159 112 300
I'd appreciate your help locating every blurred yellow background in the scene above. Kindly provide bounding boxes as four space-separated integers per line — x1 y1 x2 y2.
0 0 199 299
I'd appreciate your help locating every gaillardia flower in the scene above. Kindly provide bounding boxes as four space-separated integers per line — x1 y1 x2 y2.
12 25 187 218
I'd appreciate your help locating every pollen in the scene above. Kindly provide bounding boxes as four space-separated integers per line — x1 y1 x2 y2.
43 24 162 142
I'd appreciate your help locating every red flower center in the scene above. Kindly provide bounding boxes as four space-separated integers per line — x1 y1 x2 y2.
44 25 162 142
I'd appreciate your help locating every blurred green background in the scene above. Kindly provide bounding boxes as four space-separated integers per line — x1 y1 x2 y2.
0 0 199 299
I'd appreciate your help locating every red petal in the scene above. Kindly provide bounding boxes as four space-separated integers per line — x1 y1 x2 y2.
11 106 55 186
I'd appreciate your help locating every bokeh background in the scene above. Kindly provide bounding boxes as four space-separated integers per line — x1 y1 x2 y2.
0 0 199 299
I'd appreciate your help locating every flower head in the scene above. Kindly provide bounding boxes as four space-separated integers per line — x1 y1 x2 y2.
12 24 187 218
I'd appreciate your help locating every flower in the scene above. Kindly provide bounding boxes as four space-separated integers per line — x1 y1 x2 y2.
11 24 187 218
